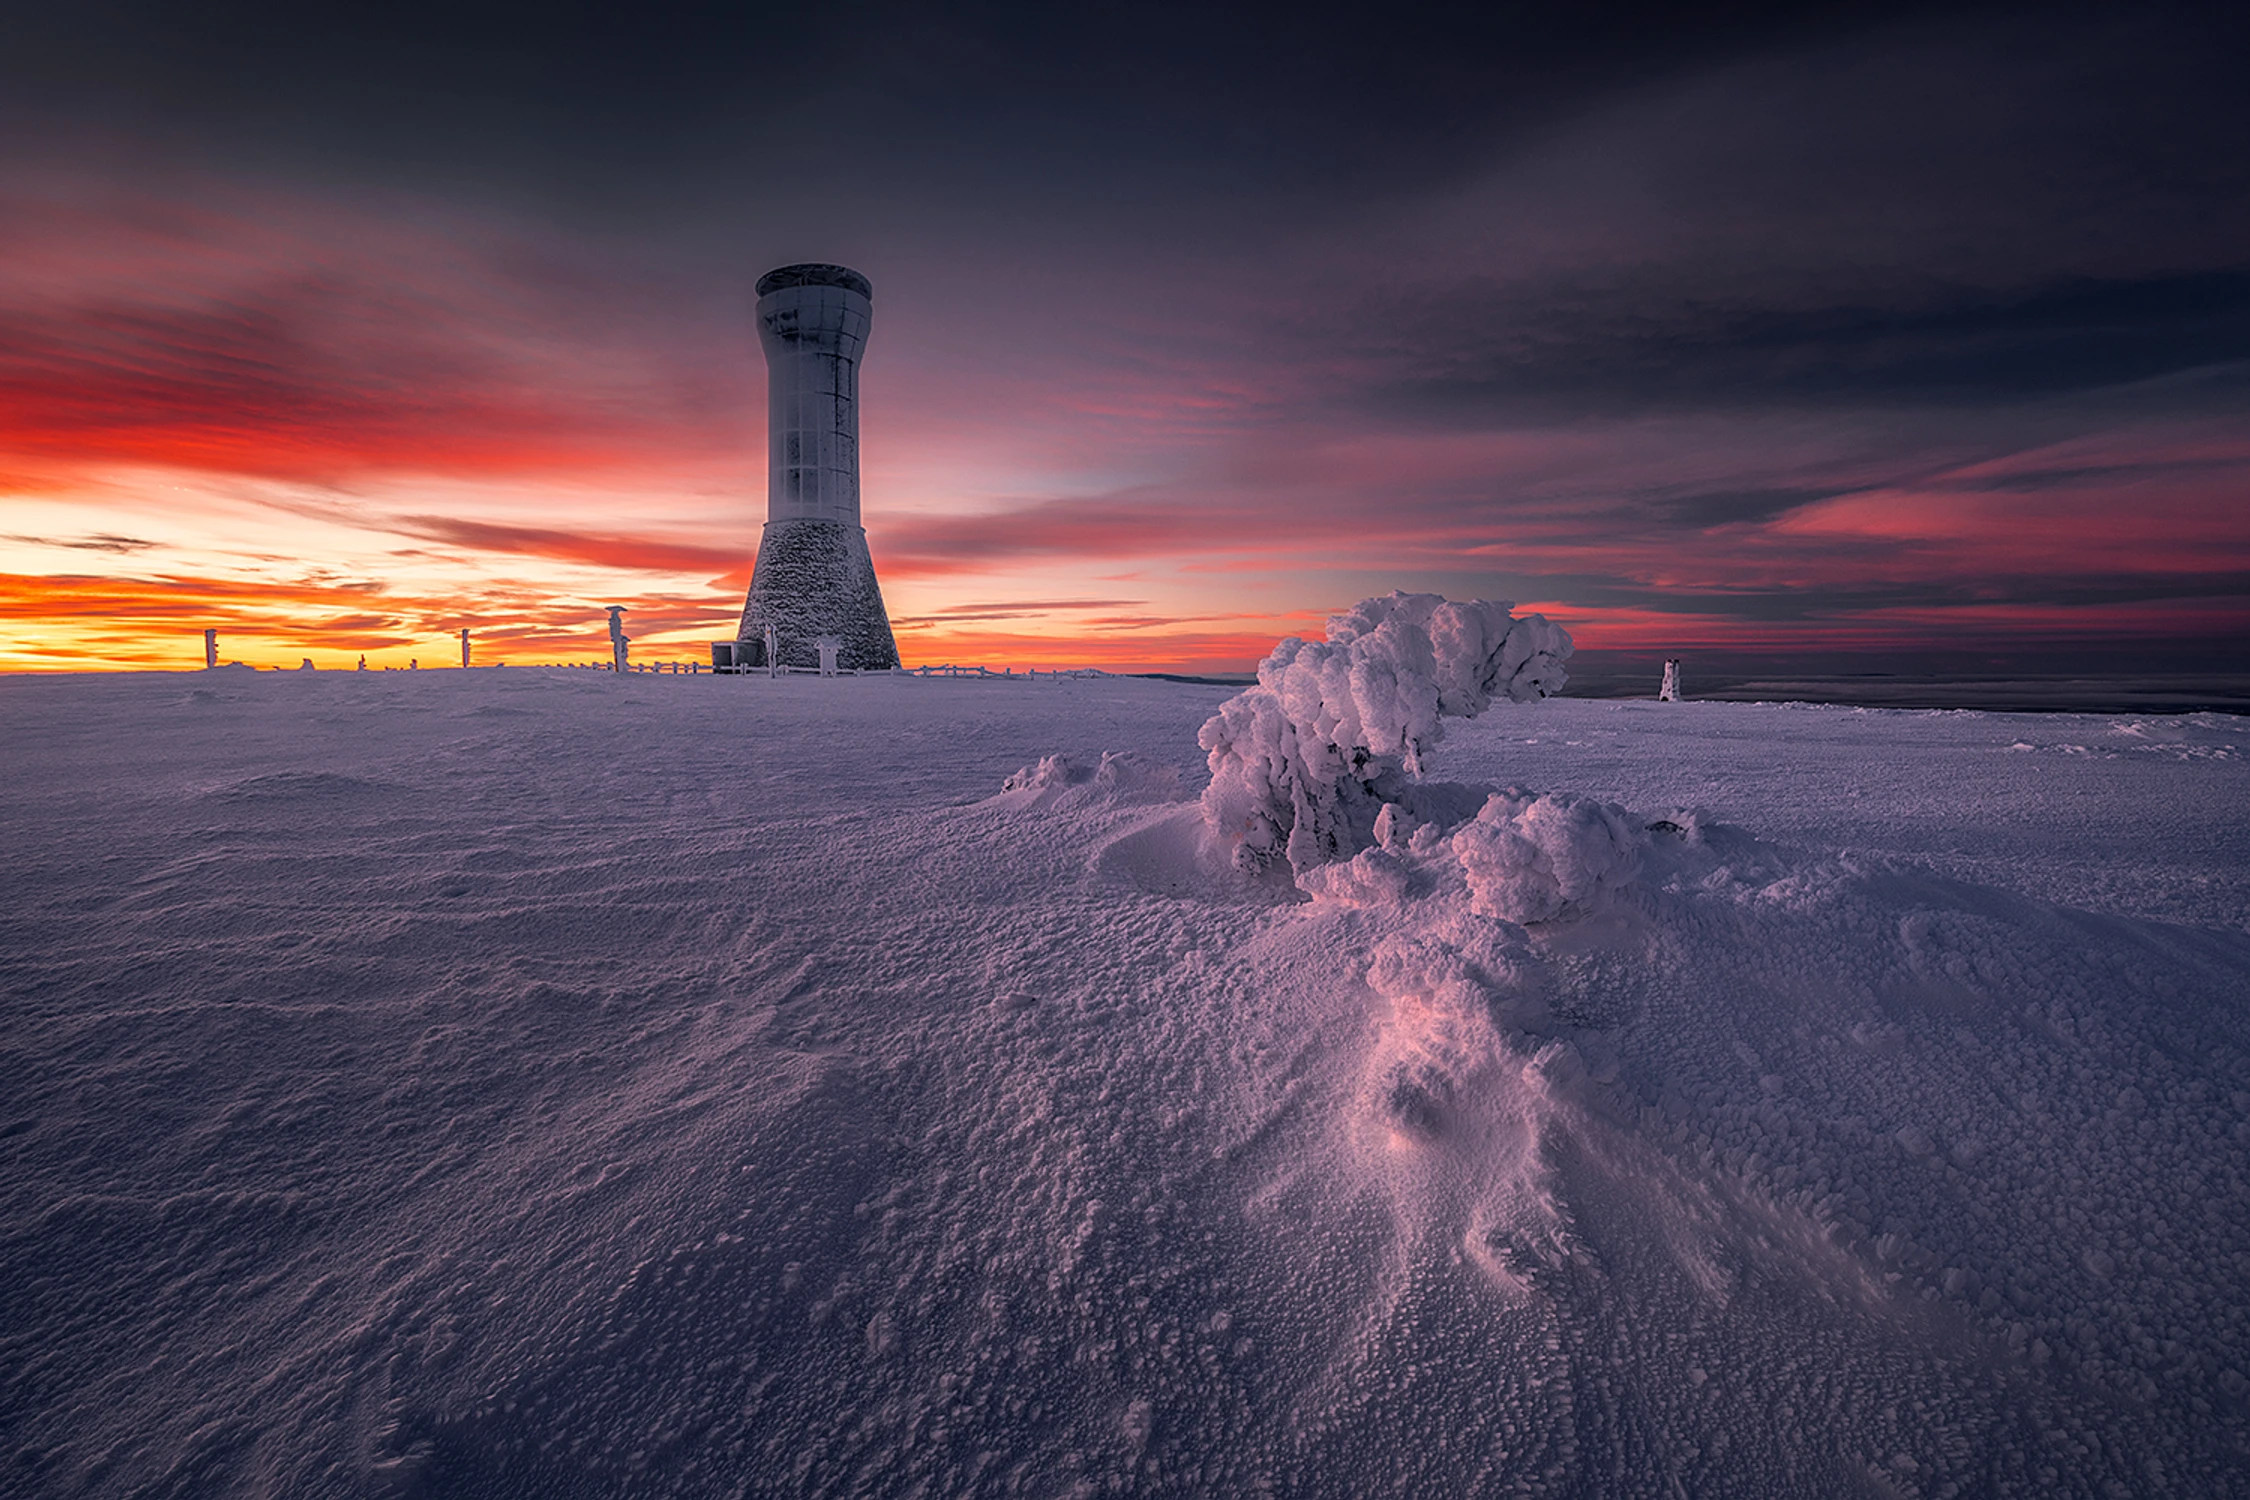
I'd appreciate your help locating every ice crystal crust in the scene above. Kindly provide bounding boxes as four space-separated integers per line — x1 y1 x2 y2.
1199 591 1572 874
5 665 2250 1498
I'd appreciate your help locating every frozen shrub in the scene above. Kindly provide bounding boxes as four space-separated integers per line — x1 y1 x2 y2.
1199 592 1571 875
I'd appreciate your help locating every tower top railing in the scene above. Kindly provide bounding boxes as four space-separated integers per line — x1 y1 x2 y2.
755 264 872 299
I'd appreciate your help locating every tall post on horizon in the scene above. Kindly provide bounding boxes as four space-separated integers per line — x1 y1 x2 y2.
608 607 630 673
203 628 217 670
735 263 900 671
460 628 471 669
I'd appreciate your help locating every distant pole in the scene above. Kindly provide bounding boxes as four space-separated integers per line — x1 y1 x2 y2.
460 628 471 668
1659 659 1682 702
203 628 217 669
609 607 630 672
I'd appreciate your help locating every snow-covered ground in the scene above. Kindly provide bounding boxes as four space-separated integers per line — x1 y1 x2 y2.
4 664 2247 1497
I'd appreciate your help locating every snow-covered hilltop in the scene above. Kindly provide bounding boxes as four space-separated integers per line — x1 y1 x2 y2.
3 626 2246 1497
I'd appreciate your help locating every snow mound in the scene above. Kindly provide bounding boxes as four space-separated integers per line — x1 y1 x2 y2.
1450 789 1645 924
994 749 1181 810
1199 592 1570 877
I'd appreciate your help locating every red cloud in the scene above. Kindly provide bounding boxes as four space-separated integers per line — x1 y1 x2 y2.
0 186 748 484
391 516 744 575
870 496 1215 575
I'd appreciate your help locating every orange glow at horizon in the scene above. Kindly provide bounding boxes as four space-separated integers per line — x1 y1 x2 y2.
4 182 2245 677
7 433 2247 672
0 561 1317 674
0 458 1338 672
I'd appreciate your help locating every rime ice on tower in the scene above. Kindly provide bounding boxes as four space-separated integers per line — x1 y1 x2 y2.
735 263 900 671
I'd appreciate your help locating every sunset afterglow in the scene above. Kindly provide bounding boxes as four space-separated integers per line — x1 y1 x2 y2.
3 8 2243 675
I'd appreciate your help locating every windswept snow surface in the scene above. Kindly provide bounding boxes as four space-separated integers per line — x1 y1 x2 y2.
4 665 2248 1497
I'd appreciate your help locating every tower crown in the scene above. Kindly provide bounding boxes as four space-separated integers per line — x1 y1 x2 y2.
756 264 873 299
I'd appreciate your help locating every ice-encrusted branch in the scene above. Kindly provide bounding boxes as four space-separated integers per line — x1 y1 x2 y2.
1197 592 1571 876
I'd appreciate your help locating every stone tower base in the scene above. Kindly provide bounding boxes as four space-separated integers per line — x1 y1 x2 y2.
737 519 900 670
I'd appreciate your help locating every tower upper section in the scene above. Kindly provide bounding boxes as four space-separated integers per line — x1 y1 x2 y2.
757 263 872 526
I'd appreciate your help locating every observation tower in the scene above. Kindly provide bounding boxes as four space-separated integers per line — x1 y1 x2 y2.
733 262 899 670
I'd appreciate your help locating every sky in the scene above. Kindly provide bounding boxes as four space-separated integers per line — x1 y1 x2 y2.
1 1 2245 672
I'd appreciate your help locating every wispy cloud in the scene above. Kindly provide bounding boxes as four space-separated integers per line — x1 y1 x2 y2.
390 516 743 575
1 531 158 552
